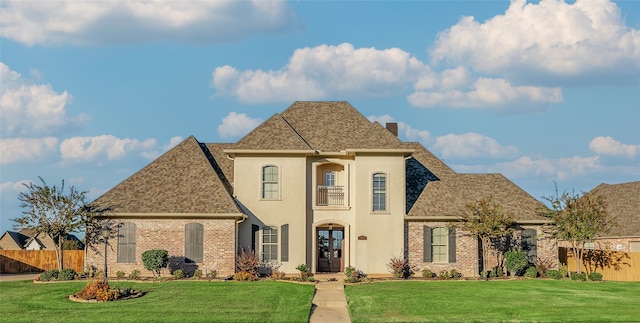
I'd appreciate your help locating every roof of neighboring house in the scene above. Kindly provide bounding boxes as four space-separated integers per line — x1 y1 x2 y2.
0 231 31 249
94 136 241 215
586 181 640 237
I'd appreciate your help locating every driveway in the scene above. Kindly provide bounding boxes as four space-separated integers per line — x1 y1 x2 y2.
0 273 39 282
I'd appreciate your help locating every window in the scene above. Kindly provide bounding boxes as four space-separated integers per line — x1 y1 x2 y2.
423 225 456 263
117 222 136 263
325 171 336 186
262 227 278 262
431 227 448 263
185 223 204 263
372 172 386 211
262 166 279 199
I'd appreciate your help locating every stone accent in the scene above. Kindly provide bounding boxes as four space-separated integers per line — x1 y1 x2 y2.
87 218 236 278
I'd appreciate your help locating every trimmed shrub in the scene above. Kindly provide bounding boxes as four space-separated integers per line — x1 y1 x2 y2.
40 269 59 281
558 263 568 279
129 270 141 280
142 249 169 277
450 269 462 279
505 247 528 276
490 266 504 278
75 280 119 301
58 268 76 280
172 269 184 279
546 269 562 280
588 272 603 281
116 270 126 279
571 272 586 281
421 268 434 278
387 256 414 279
524 266 538 278
193 269 203 279
438 270 451 280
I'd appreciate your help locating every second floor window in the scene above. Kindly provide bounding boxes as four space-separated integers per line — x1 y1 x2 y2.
372 172 387 211
325 171 336 186
262 165 279 199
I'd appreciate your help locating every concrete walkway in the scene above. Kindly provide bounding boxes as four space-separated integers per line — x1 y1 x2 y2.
309 274 351 323
0 273 39 282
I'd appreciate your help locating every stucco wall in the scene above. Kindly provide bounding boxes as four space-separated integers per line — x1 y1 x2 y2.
86 218 236 278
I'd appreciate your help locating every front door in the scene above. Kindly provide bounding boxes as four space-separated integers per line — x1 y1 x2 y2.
317 226 344 272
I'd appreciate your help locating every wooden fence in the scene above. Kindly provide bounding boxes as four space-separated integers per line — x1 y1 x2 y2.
0 250 84 274
559 247 640 281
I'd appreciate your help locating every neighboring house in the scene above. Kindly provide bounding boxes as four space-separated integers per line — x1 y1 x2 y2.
580 181 640 252
87 101 554 277
0 230 31 250
0 230 83 250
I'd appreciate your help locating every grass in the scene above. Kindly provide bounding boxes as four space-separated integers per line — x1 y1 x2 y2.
345 279 640 322
0 279 315 323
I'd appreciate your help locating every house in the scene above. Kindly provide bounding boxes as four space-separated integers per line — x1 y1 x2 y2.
0 230 31 250
87 101 554 277
580 181 640 252
0 229 83 250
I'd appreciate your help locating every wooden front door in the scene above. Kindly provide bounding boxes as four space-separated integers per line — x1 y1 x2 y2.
317 227 344 272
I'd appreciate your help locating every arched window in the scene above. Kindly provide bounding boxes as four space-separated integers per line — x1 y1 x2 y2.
262 165 279 199
185 223 204 263
372 172 387 211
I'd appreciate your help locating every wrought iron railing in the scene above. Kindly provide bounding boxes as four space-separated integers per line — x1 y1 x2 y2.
316 186 345 206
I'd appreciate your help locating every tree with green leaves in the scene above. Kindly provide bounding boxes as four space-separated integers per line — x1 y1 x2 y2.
540 186 613 274
13 177 94 271
456 196 516 276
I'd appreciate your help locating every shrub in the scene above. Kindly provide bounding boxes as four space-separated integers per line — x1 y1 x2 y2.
571 272 586 281
296 264 309 280
438 270 451 280
588 272 603 281
40 269 59 281
75 280 119 301
558 263 568 279
421 268 434 278
344 266 367 283
58 268 76 281
207 269 218 279
172 269 184 279
546 269 562 280
142 249 169 277
489 266 504 278
129 270 141 280
116 270 126 279
236 249 259 277
386 256 414 279
450 269 462 279
233 271 255 281
270 270 286 280
524 266 538 278
193 269 203 279
505 247 528 276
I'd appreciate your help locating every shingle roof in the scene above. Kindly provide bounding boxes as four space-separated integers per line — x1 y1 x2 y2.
586 181 640 237
94 136 241 215
3 231 30 249
234 113 312 150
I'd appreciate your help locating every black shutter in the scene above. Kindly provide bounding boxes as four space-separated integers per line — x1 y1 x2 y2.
281 224 289 262
251 224 259 252
448 227 456 263
423 225 432 262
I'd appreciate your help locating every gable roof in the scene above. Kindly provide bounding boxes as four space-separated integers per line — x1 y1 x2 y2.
586 181 640 237
0 231 30 249
234 101 406 152
94 136 241 215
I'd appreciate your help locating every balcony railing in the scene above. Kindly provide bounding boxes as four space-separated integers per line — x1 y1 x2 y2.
317 185 345 206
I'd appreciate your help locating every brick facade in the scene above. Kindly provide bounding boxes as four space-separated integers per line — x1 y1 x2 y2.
87 218 237 278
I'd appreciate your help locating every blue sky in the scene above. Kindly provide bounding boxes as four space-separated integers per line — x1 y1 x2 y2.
1 0 639 234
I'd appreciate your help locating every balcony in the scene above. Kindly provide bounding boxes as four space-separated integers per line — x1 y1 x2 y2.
316 185 345 206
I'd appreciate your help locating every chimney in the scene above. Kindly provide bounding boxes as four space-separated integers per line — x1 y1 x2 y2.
386 122 398 137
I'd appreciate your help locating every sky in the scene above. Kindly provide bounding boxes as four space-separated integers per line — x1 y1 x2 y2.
1 0 639 234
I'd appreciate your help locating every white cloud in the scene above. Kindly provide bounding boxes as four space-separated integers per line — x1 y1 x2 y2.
0 63 89 137
431 133 519 159
59 135 157 163
589 136 640 158
0 180 33 195
368 115 431 144
430 0 640 84
409 77 563 111
212 43 427 104
456 155 601 181
1 0 296 46
217 112 263 139
0 137 58 165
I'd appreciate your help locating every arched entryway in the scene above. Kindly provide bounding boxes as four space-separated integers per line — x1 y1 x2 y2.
316 223 345 273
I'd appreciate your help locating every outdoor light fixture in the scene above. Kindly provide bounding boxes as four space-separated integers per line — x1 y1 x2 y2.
101 224 109 284
328 223 333 231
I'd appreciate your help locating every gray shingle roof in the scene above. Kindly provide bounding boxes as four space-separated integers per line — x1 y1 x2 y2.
94 136 240 215
587 181 640 237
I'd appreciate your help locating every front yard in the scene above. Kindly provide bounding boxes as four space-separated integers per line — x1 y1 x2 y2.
345 279 640 322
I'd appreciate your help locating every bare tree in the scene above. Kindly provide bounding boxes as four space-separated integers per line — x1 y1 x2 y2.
540 185 614 274
456 196 516 276
13 177 92 271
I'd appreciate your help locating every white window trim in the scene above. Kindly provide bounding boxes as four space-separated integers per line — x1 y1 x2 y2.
371 171 389 213
261 226 278 262
260 164 282 201
431 227 448 263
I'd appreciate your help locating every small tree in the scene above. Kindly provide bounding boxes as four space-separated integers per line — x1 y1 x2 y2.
456 197 516 276
13 177 92 271
142 249 169 277
540 186 613 274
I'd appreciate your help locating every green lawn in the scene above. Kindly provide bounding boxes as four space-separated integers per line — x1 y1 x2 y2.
0 279 315 323
345 279 640 322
